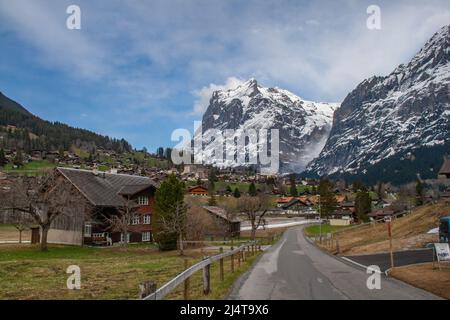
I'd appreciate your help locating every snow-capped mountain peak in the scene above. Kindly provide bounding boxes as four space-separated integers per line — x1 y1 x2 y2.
200 79 340 173
306 25 450 182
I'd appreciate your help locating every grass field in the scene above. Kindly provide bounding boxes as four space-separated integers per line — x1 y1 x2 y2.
2 160 55 175
390 263 450 300
0 243 262 300
304 224 349 236
329 201 450 255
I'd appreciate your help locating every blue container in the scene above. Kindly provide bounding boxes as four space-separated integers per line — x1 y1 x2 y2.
440 217 450 244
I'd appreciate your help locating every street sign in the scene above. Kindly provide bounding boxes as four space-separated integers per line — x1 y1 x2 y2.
434 243 450 262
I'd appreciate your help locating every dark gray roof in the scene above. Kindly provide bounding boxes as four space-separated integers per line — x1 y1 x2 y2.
202 206 241 223
439 157 450 175
282 198 308 210
118 184 153 196
57 168 157 207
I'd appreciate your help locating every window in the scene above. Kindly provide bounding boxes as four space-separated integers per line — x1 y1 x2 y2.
143 215 151 225
142 232 151 242
132 215 140 225
137 196 149 206
120 232 131 243
84 224 92 237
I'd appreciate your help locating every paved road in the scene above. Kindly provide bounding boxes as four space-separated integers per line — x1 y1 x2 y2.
230 226 441 300
344 249 434 272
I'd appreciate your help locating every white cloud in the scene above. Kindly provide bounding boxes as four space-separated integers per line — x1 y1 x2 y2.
0 0 109 79
1 0 449 114
192 77 245 115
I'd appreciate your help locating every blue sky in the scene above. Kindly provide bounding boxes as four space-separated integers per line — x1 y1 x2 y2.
0 0 449 151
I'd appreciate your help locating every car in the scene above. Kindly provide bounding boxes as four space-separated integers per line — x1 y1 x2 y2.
439 217 450 244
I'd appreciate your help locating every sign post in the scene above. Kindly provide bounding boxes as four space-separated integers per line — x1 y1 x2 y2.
434 243 450 270
385 217 394 270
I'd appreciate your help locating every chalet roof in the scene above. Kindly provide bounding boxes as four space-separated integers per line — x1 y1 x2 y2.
276 197 295 204
118 184 154 197
57 167 157 207
202 206 241 223
439 157 450 175
282 198 309 210
332 209 354 216
188 185 208 192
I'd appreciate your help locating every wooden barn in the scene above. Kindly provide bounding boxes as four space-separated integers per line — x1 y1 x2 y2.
198 206 241 238
44 168 158 246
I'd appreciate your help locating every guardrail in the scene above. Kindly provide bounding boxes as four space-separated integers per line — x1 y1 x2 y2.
141 241 262 300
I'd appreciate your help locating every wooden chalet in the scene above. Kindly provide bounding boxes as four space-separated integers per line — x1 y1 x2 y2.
45 168 158 246
188 185 209 196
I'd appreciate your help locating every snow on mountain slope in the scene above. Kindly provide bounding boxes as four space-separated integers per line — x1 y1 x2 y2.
199 78 339 173
306 25 450 178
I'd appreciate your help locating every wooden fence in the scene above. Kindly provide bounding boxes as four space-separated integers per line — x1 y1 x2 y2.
141 241 262 300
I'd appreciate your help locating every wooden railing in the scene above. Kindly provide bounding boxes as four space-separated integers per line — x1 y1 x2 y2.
141 241 262 300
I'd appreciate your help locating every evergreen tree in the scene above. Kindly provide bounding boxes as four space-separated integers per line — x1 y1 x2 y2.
248 182 257 196
355 186 372 222
13 150 24 168
415 179 424 206
154 174 185 251
318 177 338 217
196 178 203 186
226 185 233 194
289 174 298 197
208 194 217 206
376 182 384 200
0 148 7 167
233 187 241 198
352 181 365 193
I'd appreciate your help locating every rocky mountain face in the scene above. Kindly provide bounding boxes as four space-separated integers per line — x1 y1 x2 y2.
306 25 450 183
199 79 339 173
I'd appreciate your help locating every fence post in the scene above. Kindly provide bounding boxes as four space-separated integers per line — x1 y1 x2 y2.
231 246 235 273
183 259 190 300
219 247 224 282
203 256 211 295
237 249 241 268
139 281 157 300
242 248 246 262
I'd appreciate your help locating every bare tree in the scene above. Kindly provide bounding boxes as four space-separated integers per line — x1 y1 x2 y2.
185 206 213 243
102 197 137 247
237 194 271 240
158 202 188 255
1 170 84 251
10 210 34 243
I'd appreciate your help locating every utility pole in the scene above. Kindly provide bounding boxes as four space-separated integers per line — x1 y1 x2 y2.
318 194 322 244
386 217 394 270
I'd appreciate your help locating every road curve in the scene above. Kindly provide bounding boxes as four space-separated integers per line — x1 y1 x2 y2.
230 226 441 300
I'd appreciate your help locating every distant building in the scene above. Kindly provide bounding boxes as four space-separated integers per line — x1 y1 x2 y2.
183 164 209 180
438 156 450 179
188 185 209 196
